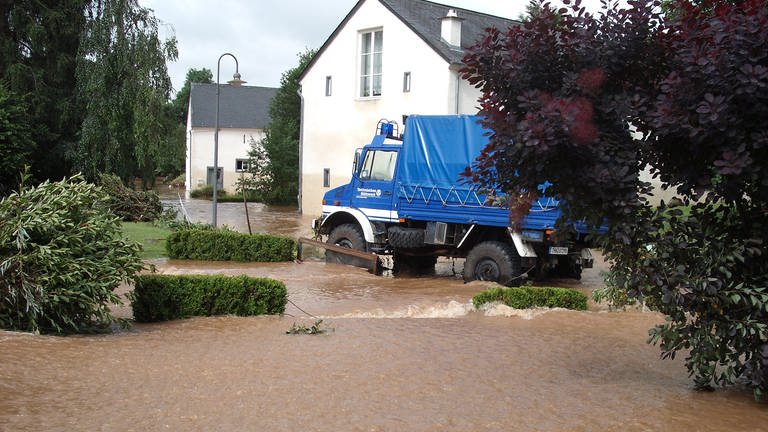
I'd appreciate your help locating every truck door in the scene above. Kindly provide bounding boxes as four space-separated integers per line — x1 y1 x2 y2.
354 148 398 222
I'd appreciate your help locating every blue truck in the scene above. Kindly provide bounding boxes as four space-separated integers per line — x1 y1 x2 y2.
312 115 596 285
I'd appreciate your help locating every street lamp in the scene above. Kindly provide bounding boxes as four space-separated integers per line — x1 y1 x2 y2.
212 53 246 227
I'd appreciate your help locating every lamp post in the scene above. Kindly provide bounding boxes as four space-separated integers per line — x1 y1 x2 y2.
212 53 246 227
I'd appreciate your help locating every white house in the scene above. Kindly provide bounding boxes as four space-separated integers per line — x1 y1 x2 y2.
186 83 277 196
298 0 516 214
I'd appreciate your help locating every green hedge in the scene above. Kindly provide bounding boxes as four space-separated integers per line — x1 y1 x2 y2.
166 228 296 261
131 274 287 322
473 286 588 311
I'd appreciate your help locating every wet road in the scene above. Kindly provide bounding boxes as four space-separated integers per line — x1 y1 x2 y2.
1 199 765 431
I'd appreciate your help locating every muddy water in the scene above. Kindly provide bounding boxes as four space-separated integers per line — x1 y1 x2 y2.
1 201 766 431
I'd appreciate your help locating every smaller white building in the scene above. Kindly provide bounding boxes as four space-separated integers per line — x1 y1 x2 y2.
185 83 277 195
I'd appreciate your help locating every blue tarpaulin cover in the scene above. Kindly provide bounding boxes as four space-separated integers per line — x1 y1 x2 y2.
399 115 489 190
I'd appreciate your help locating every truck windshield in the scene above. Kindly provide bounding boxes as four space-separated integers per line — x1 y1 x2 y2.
359 150 397 181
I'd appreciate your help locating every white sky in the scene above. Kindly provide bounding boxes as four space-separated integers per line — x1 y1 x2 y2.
137 0 621 94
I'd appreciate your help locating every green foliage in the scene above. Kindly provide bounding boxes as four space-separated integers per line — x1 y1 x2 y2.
170 68 213 123
75 0 178 186
0 173 143 333
130 274 287 322
98 173 162 221
0 0 84 184
0 86 35 196
189 185 258 202
472 286 588 311
190 185 227 199
286 319 333 335
246 49 316 205
463 0 768 399
157 68 213 178
599 199 767 398
165 227 296 262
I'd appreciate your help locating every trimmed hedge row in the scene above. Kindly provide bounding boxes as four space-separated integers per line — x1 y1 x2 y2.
131 274 287 322
166 228 296 262
472 286 588 311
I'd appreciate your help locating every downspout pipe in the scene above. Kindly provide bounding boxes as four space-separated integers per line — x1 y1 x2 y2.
297 87 305 214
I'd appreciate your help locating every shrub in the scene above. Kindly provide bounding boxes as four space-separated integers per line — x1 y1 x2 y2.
131 274 287 322
166 227 296 262
98 173 162 221
473 286 588 311
189 185 226 199
0 174 143 333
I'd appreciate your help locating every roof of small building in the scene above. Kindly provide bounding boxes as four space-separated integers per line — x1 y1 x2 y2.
189 83 278 129
299 0 518 81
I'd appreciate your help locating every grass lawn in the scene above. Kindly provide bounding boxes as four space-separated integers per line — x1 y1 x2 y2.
121 222 173 259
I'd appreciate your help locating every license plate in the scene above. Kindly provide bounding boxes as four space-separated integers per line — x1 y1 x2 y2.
549 246 568 255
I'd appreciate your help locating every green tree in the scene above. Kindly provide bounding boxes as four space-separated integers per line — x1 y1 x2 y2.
0 172 143 333
0 85 35 195
0 0 86 184
156 68 213 179
75 0 177 187
462 0 767 399
247 49 316 205
171 67 213 123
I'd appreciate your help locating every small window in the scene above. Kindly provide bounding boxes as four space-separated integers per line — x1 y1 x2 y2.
325 76 332 96
235 159 250 172
323 168 330 187
403 72 411 93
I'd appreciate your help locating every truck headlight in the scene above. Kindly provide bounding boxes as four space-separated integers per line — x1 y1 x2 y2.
521 230 544 242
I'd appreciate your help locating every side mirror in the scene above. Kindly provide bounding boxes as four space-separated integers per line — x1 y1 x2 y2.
353 148 362 176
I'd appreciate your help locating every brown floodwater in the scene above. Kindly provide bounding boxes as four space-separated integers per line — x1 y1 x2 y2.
1 200 766 431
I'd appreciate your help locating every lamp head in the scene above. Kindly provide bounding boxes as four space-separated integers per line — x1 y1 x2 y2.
228 72 246 87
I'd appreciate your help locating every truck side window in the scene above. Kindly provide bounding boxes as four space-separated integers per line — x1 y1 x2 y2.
359 150 397 181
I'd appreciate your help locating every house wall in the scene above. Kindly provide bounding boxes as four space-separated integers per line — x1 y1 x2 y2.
186 126 264 196
299 0 483 215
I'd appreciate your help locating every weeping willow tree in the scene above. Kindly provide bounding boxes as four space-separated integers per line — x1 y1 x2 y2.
75 0 177 187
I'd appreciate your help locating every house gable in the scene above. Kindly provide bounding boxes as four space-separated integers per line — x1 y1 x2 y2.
299 0 517 82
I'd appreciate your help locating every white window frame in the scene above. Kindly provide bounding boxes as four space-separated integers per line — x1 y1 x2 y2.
359 28 383 98
235 158 250 173
403 71 411 93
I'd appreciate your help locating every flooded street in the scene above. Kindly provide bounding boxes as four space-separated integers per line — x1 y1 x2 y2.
1 199 766 431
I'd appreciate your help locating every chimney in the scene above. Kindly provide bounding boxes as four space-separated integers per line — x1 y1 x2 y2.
440 9 462 47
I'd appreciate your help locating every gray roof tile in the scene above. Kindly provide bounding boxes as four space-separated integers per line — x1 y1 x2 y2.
380 0 517 64
189 83 277 129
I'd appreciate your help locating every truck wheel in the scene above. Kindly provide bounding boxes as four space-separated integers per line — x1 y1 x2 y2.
387 226 425 249
463 241 522 286
326 223 367 266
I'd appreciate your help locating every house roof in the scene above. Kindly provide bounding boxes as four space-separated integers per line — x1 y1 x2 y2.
379 0 517 64
189 83 277 129
299 0 518 81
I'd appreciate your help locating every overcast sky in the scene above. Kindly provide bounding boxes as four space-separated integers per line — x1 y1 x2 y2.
137 0 618 94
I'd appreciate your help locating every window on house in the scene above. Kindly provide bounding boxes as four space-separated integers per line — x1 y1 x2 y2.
360 29 383 97
325 76 332 96
323 168 330 187
403 72 411 93
235 159 250 172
